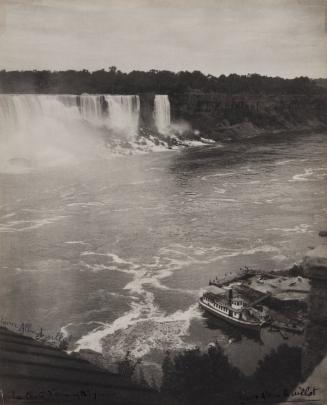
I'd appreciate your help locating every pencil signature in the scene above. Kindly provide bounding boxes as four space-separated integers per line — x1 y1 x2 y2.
0 317 73 347
239 385 320 404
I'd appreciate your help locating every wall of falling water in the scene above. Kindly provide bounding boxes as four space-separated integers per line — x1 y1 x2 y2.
154 95 171 134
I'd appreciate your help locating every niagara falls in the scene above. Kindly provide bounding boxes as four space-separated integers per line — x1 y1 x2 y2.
1 0 327 404
0 93 177 173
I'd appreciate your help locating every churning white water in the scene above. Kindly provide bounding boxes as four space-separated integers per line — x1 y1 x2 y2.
154 95 171 134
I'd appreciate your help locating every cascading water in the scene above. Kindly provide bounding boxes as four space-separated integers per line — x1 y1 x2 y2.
0 94 105 171
80 94 104 125
104 95 140 137
0 93 171 172
154 95 171 134
0 94 143 169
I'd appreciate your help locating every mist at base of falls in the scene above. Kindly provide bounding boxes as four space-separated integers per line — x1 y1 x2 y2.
0 95 102 172
0 94 175 173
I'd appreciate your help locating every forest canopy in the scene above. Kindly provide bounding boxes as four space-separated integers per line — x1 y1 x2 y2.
0 67 324 96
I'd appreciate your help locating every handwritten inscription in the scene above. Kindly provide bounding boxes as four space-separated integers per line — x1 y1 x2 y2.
239 386 319 404
11 390 115 401
0 317 73 347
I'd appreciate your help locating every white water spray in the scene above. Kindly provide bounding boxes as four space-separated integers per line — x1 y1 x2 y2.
0 93 172 171
0 94 144 171
0 94 94 170
105 95 140 137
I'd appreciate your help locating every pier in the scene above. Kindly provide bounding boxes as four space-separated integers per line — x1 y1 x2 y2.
209 268 256 288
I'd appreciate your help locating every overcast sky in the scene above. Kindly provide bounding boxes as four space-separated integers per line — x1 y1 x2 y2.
0 0 326 78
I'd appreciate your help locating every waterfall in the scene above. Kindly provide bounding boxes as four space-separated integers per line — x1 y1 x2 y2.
0 94 81 146
154 95 171 134
104 95 140 137
0 94 108 170
0 94 141 140
0 93 173 170
57 94 80 108
80 94 104 125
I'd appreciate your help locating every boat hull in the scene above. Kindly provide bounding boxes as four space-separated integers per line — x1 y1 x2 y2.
199 299 263 331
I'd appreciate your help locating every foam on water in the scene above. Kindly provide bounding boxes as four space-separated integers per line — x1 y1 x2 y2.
67 202 105 208
100 303 202 360
1 212 16 219
276 158 308 166
76 302 147 353
74 241 281 357
272 254 288 262
201 172 236 181
0 215 68 233
214 198 238 202
213 187 226 194
64 241 89 245
288 166 327 183
75 249 202 354
267 224 312 234
291 168 314 181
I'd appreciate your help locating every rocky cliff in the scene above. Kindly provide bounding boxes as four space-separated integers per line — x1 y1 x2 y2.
297 241 327 404
168 92 327 140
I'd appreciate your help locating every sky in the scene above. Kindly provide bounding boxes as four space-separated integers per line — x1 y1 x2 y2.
0 0 326 78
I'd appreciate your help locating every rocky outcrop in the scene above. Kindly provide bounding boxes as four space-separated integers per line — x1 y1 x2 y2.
303 245 327 285
139 93 156 130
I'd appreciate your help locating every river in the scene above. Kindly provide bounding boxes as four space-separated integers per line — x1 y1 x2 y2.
1 130 326 376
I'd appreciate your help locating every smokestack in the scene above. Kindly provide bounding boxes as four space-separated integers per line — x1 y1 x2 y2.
228 288 232 304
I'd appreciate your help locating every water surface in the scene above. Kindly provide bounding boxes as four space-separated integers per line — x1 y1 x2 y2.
1 131 326 375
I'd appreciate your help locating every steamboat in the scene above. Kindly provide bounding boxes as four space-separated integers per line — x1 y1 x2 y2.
199 286 271 331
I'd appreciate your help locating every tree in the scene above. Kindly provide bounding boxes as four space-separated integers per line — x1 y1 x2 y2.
160 344 303 405
161 344 243 405
117 351 141 382
251 345 302 394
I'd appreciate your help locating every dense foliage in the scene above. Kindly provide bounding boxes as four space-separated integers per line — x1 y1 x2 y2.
160 344 302 405
0 67 324 95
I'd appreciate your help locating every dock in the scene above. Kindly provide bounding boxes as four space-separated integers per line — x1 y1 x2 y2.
207 268 307 336
270 320 304 334
209 268 256 288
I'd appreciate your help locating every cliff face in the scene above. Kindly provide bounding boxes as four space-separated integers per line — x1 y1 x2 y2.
169 92 327 139
139 93 155 129
299 243 327 404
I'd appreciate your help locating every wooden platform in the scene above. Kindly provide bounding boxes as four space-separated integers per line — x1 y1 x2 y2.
209 269 256 288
